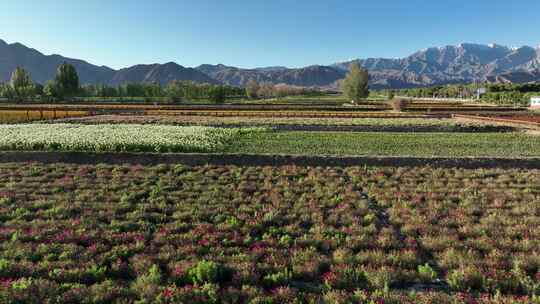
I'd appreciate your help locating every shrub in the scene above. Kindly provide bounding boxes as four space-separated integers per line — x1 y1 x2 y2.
323 265 368 290
88 279 130 303
157 283 220 304
447 266 485 291
418 263 438 283
364 266 395 290
0 278 60 303
131 265 162 301
188 260 230 285
323 290 355 303
263 268 292 288
389 98 410 112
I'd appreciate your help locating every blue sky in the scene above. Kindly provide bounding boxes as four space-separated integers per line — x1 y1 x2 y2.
1 0 539 69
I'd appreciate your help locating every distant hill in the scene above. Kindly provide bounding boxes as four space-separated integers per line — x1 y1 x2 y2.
110 62 217 86
195 64 345 87
0 39 215 86
1 39 539 89
0 39 115 85
486 70 540 83
333 43 540 89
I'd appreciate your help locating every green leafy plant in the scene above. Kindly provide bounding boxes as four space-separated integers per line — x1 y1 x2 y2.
447 266 485 291
188 261 230 285
418 263 438 283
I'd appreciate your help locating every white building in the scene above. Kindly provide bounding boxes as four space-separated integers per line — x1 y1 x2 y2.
531 97 540 109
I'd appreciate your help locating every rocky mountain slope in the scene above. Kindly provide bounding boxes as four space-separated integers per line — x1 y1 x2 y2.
0 40 215 86
0 39 115 85
1 39 539 89
110 62 216 86
196 64 345 87
333 43 540 88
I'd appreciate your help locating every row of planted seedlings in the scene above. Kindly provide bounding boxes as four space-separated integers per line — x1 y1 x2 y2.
347 166 540 298
0 163 433 303
0 163 538 302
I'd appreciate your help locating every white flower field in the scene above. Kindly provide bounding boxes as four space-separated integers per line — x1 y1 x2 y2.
0 124 261 152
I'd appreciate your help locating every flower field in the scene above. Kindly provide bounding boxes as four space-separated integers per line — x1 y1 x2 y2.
0 163 537 303
1 123 539 157
0 124 262 153
56 115 515 133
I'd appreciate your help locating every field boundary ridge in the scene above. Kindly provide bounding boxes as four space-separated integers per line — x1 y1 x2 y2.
1 152 539 168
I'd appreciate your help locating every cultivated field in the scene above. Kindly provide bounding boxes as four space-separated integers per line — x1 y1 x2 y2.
0 98 539 303
55 115 516 133
0 124 262 153
0 163 538 303
0 110 89 123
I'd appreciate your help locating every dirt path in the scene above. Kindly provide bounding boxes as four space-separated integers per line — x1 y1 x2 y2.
1 151 539 169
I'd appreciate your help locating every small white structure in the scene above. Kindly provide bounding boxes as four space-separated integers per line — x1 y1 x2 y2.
476 88 487 100
531 97 540 109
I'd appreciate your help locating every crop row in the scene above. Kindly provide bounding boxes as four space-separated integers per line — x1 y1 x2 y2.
0 124 262 153
143 110 412 118
145 109 524 118
0 104 386 111
55 115 516 133
228 131 540 157
0 163 537 302
351 166 540 295
0 110 89 123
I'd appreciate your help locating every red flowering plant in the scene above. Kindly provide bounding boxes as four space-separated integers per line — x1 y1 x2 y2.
0 163 538 302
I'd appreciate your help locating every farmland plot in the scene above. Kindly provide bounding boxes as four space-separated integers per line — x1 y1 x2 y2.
0 124 262 153
0 110 89 123
0 163 537 303
55 115 515 133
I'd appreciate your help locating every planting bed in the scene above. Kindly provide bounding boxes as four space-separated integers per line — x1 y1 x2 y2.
1 124 538 157
54 115 514 133
0 124 262 153
0 110 89 124
0 163 537 302
484 114 540 124
229 131 540 157
0 124 538 157
0 104 388 112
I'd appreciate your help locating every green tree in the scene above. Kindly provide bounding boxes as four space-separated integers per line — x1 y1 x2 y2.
10 67 35 102
34 83 44 97
54 63 80 100
257 82 274 99
209 85 226 103
43 80 59 102
0 83 15 100
245 79 260 99
341 63 369 102
143 82 162 99
165 80 185 103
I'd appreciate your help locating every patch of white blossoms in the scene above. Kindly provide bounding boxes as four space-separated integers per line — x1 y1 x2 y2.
0 124 261 152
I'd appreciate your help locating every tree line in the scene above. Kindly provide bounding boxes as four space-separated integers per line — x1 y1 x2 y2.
0 64 79 102
0 65 258 103
388 83 540 106
243 63 370 102
244 80 325 99
78 81 244 103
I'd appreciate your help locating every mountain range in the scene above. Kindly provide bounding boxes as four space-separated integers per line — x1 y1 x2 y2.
1 39 539 89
